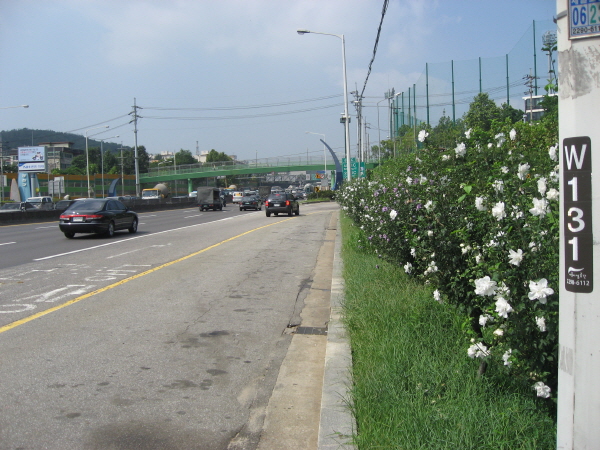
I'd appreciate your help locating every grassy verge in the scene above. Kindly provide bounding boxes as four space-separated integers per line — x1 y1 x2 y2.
340 214 556 449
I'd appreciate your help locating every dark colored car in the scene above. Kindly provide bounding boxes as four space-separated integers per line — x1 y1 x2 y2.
265 193 299 217
239 195 262 211
59 198 138 239
0 202 38 212
54 199 76 211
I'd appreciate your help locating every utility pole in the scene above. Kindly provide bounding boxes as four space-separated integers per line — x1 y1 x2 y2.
523 72 539 122
117 142 125 197
129 98 141 198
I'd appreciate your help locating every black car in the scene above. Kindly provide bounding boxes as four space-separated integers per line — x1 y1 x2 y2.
0 202 38 212
54 199 76 211
239 195 262 211
265 193 299 217
59 198 138 239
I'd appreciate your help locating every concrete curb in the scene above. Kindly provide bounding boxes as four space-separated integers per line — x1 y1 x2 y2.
318 211 356 449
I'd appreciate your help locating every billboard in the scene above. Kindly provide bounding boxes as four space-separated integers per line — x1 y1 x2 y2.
18 146 47 172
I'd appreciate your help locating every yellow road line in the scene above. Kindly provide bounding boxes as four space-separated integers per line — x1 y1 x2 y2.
0 217 296 334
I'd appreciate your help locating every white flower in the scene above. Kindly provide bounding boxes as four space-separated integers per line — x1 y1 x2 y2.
390 209 398 220
495 297 513 318
424 261 438 275
455 142 466 158
474 276 497 296
508 249 524 266
529 198 549 217
537 177 547 196
475 196 486 211
536 316 547 332
467 342 489 359
491 202 506 221
410 248 416 257
533 381 551 398
492 180 504 193
517 163 530 180
418 129 429 142
441 154 450 161
424 200 433 210
433 289 441 302
501 166 509 174
427 230 433 236
419 175 428 184
502 349 512 367
487 143 493 149
495 133 506 147
465 128 472 139
403 262 412 274
496 282 510 298
528 279 554 304
493 328 504 337
406 176 413 185
509 128 517 141
546 188 559 201
479 314 492 327
548 145 558 161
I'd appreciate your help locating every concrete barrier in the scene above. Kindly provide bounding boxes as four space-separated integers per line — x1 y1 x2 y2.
0 199 198 226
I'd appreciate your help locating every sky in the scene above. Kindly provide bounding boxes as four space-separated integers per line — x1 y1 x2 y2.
0 0 558 163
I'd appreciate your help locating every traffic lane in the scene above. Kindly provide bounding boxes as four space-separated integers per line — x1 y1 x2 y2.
0 206 240 270
0 203 338 449
0 204 322 327
0 211 263 327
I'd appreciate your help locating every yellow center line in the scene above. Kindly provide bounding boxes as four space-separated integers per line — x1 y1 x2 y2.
0 216 301 334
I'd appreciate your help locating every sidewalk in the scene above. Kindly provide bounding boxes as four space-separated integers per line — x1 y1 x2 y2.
255 210 355 450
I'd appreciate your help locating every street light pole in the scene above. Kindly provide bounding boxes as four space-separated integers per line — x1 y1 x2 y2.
85 125 109 197
98 135 119 198
298 29 351 182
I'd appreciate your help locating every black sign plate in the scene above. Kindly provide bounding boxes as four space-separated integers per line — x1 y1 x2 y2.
563 136 594 293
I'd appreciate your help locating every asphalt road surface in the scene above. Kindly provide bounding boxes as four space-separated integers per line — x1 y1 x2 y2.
0 202 339 450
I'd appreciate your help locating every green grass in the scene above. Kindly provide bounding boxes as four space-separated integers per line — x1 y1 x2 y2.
340 214 556 449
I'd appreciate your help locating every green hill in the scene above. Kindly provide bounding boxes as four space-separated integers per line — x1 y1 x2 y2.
1 128 127 154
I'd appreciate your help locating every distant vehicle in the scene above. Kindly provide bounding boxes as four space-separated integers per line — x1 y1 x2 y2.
59 198 138 239
142 183 169 200
232 191 244 204
26 196 54 210
265 193 299 217
189 191 197 198
239 195 262 211
0 202 38 213
258 186 271 200
197 187 224 211
54 199 76 211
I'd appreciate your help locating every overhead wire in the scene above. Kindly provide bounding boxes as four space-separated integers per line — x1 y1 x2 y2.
360 0 389 99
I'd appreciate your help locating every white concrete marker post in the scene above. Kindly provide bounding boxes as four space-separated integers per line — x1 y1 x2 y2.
557 1 600 448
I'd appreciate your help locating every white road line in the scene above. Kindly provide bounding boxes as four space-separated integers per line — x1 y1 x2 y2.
34 216 240 261
0 242 16 246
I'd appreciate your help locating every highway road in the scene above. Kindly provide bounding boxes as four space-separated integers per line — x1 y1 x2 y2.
0 201 339 449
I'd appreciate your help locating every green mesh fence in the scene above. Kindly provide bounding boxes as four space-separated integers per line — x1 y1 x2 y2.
387 20 556 132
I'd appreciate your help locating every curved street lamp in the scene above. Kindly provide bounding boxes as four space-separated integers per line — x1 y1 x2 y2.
97 135 119 198
305 131 327 180
85 125 109 197
298 29 351 181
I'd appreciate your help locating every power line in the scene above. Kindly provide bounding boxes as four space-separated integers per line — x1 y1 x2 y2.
360 0 389 99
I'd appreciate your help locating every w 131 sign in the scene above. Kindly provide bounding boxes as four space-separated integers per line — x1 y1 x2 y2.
563 136 594 293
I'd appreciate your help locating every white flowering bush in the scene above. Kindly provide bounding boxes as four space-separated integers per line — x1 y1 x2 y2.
337 119 559 398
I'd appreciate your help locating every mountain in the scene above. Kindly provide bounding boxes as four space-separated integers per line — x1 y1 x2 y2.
0 128 127 154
